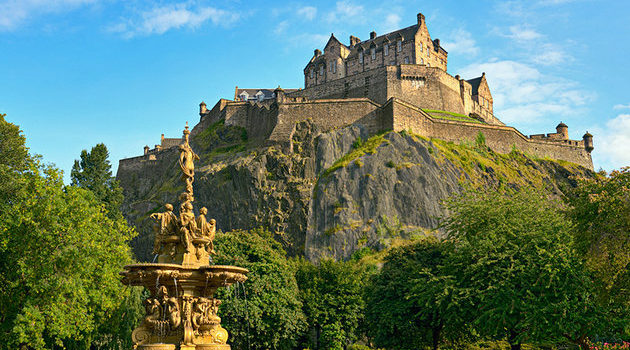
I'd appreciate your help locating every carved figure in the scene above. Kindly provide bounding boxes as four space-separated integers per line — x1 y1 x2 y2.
179 202 197 253
197 207 216 255
178 124 199 196
150 203 177 254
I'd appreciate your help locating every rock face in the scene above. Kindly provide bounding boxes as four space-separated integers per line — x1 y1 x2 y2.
117 120 592 262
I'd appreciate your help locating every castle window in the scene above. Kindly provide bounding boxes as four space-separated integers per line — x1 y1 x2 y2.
332 61 337 73
397 40 402 52
404 56 409 64
319 65 324 76
384 44 389 56
389 60 395 66
420 58 424 64
371 47 376 60
359 51 363 63
427 46 431 57
419 44 423 52
310 69 314 78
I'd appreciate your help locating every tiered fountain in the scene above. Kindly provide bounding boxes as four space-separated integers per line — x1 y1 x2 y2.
120 123 248 350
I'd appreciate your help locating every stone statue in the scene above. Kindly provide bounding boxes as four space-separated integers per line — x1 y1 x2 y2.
150 203 177 254
197 207 216 255
179 123 199 196
179 202 197 253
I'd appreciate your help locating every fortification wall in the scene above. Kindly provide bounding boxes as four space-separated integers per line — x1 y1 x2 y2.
389 99 593 169
292 67 389 104
291 65 503 125
269 98 386 146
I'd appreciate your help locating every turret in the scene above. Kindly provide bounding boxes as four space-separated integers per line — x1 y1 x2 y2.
556 122 568 140
583 132 594 153
274 85 285 103
199 101 207 115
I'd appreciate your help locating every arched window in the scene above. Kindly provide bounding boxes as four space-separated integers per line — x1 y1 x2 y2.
320 65 324 75
384 44 389 56
397 40 402 52
359 51 363 63
371 47 376 60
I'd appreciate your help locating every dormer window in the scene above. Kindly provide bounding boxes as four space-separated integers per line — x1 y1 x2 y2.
397 40 402 52
239 92 249 101
384 44 389 56
359 51 363 63
371 47 376 60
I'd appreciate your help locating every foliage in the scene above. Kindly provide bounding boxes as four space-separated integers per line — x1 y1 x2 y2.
565 168 630 306
365 238 460 350
422 109 483 124
442 189 614 349
323 131 389 176
294 258 368 349
0 116 140 350
213 228 306 350
71 143 124 220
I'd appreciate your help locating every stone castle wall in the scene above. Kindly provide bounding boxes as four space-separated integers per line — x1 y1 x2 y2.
291 65 500 125
389 99 592 168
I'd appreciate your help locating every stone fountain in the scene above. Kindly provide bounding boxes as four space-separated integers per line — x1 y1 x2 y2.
120 123 248 350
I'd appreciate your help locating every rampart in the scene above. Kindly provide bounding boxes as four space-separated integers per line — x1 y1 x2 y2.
289 65 502 125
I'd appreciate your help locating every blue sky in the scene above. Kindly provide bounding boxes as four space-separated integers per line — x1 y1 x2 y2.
1 0 629 181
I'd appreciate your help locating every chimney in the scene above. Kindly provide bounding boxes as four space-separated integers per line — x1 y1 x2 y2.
349 35 361 47
314 49 322 57
199 101 207 115
370 31 377 40
417 13 425 25
144 145 150 155
434 38 440 48
274 85 285 103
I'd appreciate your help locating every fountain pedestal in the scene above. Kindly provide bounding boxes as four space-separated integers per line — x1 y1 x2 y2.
120 123 248 350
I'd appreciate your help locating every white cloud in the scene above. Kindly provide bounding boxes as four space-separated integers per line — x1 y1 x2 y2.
459 60 594 125
532 45 568 66
506 25 543 41
0 0 98 31
326 1 364 23
109 3 239 38
613 103 630 110
274 20 289 35
381 13 401 33
297 6 317 21
442 29 479 56
592 114 630 169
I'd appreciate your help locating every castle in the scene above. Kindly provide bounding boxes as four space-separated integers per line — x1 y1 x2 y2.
123 12 594 170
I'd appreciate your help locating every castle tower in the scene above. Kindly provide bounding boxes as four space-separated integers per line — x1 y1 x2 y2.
556 122 569 140
583 132 594 153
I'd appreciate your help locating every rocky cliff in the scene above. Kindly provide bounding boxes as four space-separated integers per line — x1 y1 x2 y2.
117 120 592 262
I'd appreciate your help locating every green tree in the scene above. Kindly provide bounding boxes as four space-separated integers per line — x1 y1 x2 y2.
365 238 458 350
566 168 630 306
71 143 124 219
295 258 367 349
443 189 613 350
0 115 141 349
213 228 306 350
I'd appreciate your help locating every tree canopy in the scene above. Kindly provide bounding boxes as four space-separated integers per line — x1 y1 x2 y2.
213 228 306 350
0 115 141 350
71 143 124 219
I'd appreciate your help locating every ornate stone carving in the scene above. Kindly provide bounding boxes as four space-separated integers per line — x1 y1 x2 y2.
123 123 248 350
